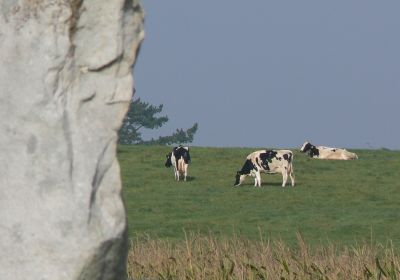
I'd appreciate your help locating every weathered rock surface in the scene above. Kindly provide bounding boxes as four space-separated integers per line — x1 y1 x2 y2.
0 1 144 279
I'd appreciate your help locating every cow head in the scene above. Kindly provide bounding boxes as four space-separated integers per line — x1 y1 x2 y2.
300 141 312 153
165 153 172 167
300 141 319 157
234 171 245 186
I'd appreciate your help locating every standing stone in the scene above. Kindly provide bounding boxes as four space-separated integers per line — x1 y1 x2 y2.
0 1 144 279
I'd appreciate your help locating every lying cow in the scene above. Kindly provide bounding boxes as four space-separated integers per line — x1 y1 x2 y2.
165 146 191 181
234 150 295 187
300 141 358 160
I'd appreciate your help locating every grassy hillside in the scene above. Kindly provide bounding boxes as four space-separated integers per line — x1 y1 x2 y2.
119 145 400 247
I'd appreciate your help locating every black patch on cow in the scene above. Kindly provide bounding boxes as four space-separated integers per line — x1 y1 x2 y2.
165 153 172 167
309 146 319 158
238 159 255 175
283 153 292 163
257 156 269 171
258 150 277 170
301 142 319 158
262 150 277 160
255 157 265 170
173 146 191 165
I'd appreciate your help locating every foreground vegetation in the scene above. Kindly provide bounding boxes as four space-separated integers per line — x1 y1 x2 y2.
128 233 400 279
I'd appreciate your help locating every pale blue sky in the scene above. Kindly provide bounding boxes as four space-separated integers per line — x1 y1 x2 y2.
134 1 400 149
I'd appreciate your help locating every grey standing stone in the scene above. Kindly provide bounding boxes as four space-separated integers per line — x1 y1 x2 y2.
0 1 144 279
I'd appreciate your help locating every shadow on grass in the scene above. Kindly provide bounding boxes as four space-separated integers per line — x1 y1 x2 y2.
174 176 196 182
186 176 196 181
233 182 298 187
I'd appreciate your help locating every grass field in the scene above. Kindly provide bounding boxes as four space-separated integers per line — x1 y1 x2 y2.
119 145 400 247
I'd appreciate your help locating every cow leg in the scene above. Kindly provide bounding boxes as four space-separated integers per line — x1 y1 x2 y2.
281 169 288 187
175 158 180 181
184 164 188 181
249 171 257 186
288 164 295 187
255 172 262 187
289 169 295 187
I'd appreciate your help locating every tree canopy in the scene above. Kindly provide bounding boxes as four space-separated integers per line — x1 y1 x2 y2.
143 123 198 146
119 98 198 145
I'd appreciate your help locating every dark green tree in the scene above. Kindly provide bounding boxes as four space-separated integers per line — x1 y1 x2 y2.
118 97 198 145
143 123 198 145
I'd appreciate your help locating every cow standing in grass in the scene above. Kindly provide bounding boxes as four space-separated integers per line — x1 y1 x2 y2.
300 141 358 160
234 150 295 187
165 146 191 181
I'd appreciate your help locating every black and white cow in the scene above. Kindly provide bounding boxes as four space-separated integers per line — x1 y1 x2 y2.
300 141 358 160
165 146 191 181
234 150 295 187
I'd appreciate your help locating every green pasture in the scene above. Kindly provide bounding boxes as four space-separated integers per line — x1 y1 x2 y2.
119 145 400 247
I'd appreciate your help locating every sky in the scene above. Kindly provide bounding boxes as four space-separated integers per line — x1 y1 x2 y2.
133 0 400 150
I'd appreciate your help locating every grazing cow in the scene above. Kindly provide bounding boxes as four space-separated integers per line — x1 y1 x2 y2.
234 150 295 187
165 146 191 181
300 141 358 160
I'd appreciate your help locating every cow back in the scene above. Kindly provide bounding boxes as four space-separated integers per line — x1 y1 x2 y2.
172 146 191 169
247 150 293 173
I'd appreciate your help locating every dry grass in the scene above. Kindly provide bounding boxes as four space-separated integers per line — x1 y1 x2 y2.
128 232 400 280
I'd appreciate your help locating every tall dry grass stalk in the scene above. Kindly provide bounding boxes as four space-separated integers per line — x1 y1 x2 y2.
127 232 400 279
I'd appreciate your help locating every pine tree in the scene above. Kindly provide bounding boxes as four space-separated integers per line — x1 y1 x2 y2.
143 123 198 145
119 97 198 145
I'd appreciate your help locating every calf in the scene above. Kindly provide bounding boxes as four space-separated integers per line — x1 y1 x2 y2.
300 141 358 160
234 150 295 187
165 146 191 181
